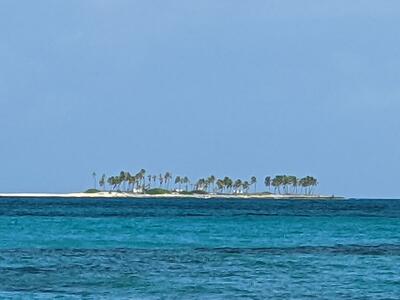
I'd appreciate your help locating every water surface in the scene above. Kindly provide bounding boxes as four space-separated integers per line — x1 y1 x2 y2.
0 198 399 299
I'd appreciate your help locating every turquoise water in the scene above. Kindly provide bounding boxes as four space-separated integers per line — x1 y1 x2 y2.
0 198 399 299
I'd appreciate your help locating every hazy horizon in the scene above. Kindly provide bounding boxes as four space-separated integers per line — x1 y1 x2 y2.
1 1 400 198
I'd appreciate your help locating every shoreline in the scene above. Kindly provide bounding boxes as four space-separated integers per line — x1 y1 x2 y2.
0 192 344 200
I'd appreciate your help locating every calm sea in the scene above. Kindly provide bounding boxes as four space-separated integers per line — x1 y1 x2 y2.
0 198 399 299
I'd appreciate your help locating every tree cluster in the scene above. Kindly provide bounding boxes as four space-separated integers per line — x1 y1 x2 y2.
93 170 318 195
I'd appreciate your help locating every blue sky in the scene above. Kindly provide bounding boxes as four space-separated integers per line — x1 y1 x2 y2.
1 1 399 197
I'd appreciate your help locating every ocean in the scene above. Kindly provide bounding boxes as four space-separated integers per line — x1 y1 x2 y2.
0 197 399 299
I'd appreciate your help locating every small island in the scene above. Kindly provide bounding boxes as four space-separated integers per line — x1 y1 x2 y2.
0 170 342 199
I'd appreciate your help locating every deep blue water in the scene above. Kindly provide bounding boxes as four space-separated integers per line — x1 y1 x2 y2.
0 198 399 299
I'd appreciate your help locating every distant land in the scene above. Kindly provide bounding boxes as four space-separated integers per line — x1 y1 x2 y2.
0 170 344 199
0 192 344 200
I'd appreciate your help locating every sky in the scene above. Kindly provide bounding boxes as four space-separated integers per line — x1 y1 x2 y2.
1 1 400 197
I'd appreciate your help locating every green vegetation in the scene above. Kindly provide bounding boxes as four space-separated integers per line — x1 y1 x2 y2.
85 188 101 193
178 191 194 195
90 169 319 196
190 190 208 195
146 188 171 195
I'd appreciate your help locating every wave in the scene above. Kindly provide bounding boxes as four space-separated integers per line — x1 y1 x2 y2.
2 244 400 256
195 244 400 255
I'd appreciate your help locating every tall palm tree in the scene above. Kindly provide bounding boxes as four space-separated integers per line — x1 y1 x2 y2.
250 176 257 193
195 178 206 191
119 171 126 191
107 176 113 191
282 175 291 194
99 174 106 191
299 176 315 195
175 176 181 190
216 179 224 193
216 179 225 193
139 169 146 190
208 175 216 192
233 179 242 194
223 177 233 193
128 173 136 192
152 175 157 185
312 177 318 194
158 174 163 188
272 176 283 194
182 176 190 191
301 176 318 195
288 176 297 194
264 176 271 192
164 172 172 190
92 172 97 190
125 172 132 192
108 176 119 191
243 181 250 194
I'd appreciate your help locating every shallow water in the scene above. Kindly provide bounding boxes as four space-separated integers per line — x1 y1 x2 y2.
0 198 399 299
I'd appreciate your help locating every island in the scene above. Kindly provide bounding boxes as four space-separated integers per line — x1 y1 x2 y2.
0 170 344 199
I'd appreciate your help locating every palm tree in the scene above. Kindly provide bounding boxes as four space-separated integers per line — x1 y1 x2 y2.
158 174 163 188
119 171 126 191
208 175 216 192
139 169 146 190
311 177 318 194
128 173 136 192
223 177 233 193
299 177 305 194
282 175 291 194
314 177 318 194
99 174 106 191
300 176 318 195
182 176 190 191
272 176 283 194
102 170 317 197
243 181 250 194
195 178 206 191
279 175 287 194
233 179 242 194
164 172 172 190
288 176 297 194
307 176 313 195
175 176 181 190
216 179 224 193
299 176 316 195
133 171 141 191
250 176 257 193
107 176 118 191
264 176 271 192
92 172 97 190
124 172 132 192
107 176 113 191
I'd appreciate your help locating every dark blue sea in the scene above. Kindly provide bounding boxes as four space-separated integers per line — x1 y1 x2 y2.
0 197 399 299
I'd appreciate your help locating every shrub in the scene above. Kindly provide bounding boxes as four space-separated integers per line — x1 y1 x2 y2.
146 188 171 195
191 190 208 195
85 189 101 193
179 191 193 195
